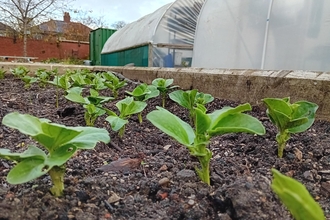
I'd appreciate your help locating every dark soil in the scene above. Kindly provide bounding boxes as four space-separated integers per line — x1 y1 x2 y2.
1 73 330 220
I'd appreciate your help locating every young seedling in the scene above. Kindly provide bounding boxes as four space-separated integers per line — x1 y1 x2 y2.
271 168 325 220
102 72 127 99
0 68 6 79
147 104 265 185
48 70 70 108
126 83 160 101
105 96 147 138
70 72 88 87
48 74 72 91
0 112 110 197
65 87 114 126
10 66 36 88
83 104 106 127
262 97 318 158
91 74 107 91
21 75 38 89
126 83 159 123
10 66 29 78
151 78 179 107
35 68 54 88
169 89 214 125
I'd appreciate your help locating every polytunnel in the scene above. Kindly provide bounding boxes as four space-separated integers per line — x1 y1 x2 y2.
101 0 205 67
192 0 330 72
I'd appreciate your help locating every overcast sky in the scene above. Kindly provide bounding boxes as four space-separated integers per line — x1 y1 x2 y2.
70 0 174 27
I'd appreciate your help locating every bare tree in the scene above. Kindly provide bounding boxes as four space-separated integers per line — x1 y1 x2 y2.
0 0 71 57
111 21 127 30
69 9 110 29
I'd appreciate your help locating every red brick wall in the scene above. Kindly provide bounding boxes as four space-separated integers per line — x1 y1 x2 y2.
0 36 89 61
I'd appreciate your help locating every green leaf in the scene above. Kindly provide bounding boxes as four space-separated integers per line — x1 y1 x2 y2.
125 100 147 116
91 75 107 90
70 73 87 86
67 86 84 95
0 145 47 162
46 144 77 167
66 126 110 149
208 103 252 128
103 108 117 116
152 78 179 94
22 75 37 84
152 78 165 87
145 85 160 100
65 91 88 104
170 89 213 112
267 109 291 132
288 101 318 133
164 79 174 88
127 83 148 97
195 108 211 135
48 75 71 90
263 98 292 117
89 88 99 97
116 97 147 117
2 112 44 136
263 98 318 134
208 113 266 136
89 96 113 105
196 92 214 105
105 116 128 131
271 169 325 220
102 72 116 81
147 107 195 146
286 117 309 131
7 158 48 184
169 90 192 109
2 112 109 156
196 103 207 114
126 84 159 101
84 104 105 117
37 123 82 152
0 146 60 184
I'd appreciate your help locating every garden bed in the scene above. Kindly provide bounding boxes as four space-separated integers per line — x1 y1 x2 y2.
0 73 330 220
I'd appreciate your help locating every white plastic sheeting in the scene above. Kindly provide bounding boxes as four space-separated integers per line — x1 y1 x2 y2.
101 4 170 54
192 0 330 71
101 0 205 67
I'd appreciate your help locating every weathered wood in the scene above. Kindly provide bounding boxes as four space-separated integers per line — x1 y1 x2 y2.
155 43 193 50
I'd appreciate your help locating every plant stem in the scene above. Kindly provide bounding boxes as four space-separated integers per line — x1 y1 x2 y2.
113 90 118 99
56 74 59 108
276 130 290 158
162 93 166 108
138 112 143 124
191 139 212 185
48 165 66 197
119 125 125 138
196 156 211 185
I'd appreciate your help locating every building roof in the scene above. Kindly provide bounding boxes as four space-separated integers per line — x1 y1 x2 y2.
39 20 91 34
37 12 92 41
39 12 91 33
0 22 15 32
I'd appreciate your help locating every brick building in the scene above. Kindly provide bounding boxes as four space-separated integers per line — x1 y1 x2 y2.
0 13 91 61
36 12 92 42
0 22 15 37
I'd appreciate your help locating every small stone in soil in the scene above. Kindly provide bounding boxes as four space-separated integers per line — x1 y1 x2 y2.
158 177 170 186
177 169 196 179
188 199 195 206
75 191 90 203
108 191 121 203
303 170 314 181
321 182 330 196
